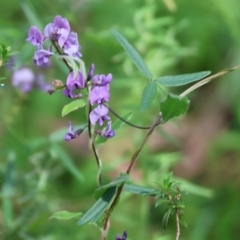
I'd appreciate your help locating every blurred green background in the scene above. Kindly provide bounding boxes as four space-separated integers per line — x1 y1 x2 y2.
1 0 240 239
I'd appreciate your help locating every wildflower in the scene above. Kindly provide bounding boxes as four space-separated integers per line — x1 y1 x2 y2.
97 121 115 138
33 49 53 66
64 122 84 141
26 26 43 48
89 104 110 126
92 73 112 87
63 71 85 98
63 32 82 57
90 85 110 105
44 15 70 47
116 231 127 240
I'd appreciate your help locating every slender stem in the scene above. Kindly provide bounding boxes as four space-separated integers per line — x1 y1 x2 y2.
126 113 162 174
180 64 240 97
100 113 162 240
105 104 161 130
176 211 180 240
51 40 72 71
87 84 102 187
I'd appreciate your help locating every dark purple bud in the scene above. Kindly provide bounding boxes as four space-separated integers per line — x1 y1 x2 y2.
89 104 110 126
97 121 115 138
26 26 43 47
12 68 35 92
92 73 112 86
64 122 84 141
33 49 54 66
63 32 82 57
116 231 127 240
90 86 110 105
87 64 95 81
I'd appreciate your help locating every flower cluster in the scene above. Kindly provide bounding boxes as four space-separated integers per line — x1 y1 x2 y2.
88 67 115 138
26 15 81 67
27 15 115 141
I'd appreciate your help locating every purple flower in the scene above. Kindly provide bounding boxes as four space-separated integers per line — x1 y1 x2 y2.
12 68 35 92
97 121 115 138
92 74 112 87
90 86 110 105
44 15 70 47
116 231 127 240
33 49 53 66
89 104 110 126
87 64 95 81
63 71 85 98
63 32 82 57
26 26 43 48
64 122 77 141
64 122 85 141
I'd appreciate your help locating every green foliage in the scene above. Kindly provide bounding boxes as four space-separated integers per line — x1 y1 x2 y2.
140 81 157 112
94 173 130 199
156 71 211 87
78 187 117 226
49 211 83 220
61 99 87 117
111 29 152 79
160 94 190 123
155 173 188 229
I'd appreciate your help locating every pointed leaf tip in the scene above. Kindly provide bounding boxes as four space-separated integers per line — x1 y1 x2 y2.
111 29 152 79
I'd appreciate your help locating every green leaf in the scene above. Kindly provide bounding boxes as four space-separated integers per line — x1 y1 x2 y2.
94 173 130 199
62 99 86 117
140 81 157 112
111 29 152 79
156 71 211 87
162 208 172 229
155 199 170 208
96 113 132 146
78 187 117 226
51 144 84 181
163 172 173 189
49 211 83 220
160 93 190 123
179 214 188 228
123 184 159 196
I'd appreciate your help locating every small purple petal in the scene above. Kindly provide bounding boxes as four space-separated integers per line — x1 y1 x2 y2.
33 49 54 66
64 122 77 141
89 104 110 126
66 71 85 90
98 121 115 138
63 32 82 57
43 23 53 39
90 86 110 105
92 73 112 86
26 26 43 47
